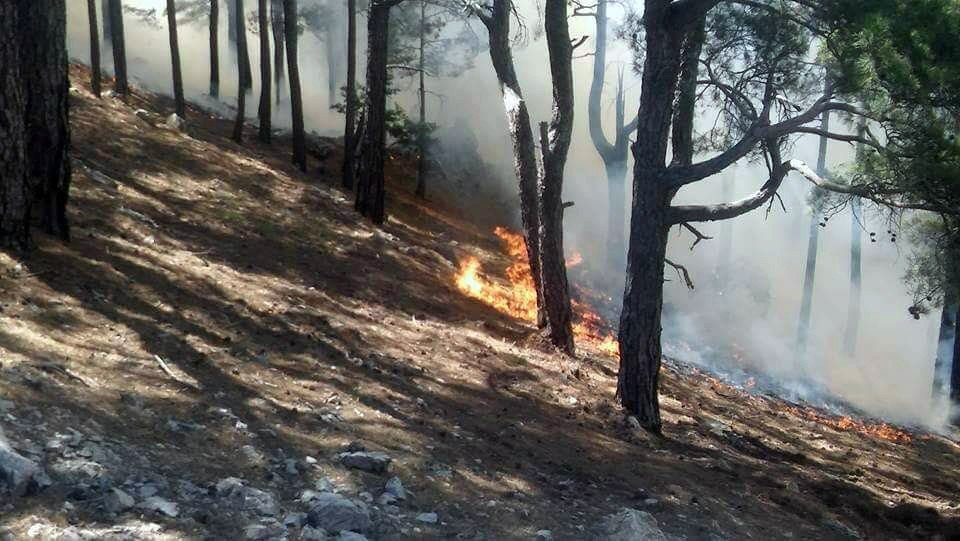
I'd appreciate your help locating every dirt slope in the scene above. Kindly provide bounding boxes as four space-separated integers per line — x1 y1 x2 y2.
0 65 959 540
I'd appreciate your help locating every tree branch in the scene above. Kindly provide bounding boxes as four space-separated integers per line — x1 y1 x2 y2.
665 258 696 290
680 222 712 249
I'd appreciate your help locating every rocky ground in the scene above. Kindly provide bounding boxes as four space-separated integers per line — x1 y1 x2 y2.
1 65 959 540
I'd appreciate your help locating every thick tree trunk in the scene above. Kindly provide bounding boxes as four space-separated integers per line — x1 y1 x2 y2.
236 0 252 93
19 0 71 241
536 0 576 354
209 0 220 97
843 196 862 355
414 0 427 199
342 0 357 190
257 0 271 143
232 0 248 143
87 0 102 98
480 0 546 327
284 0 306 170
951 303 960 404
796 103 831 358
166 0 186 118
616 2 686 431
108 0 128 96
934 300 957 397
270 0 285 105
605 159 628 274
355 1 392 223
0 2 29 248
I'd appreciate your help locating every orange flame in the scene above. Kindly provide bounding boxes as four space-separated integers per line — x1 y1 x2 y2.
790 406 912 443
454 227 619 356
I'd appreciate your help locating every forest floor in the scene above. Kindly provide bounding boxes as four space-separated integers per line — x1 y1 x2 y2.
1 65 959 540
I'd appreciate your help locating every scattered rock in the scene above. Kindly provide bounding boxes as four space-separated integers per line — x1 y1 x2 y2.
384 476 406 500
338 451 391 474
165 113 186 132
335 532 368 541
283 512 308 528
216 477 280 516
138 496 179 518
376 493 397 506
244 520 285 540
596 508 667 541
300 525 328 541
306 492 372 534
416 512 438 524
0 429 44 496
104 487 136 514
536 530 554 540
166 419 204 433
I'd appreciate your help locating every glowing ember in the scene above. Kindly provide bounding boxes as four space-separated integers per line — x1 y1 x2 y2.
454 227 619 356
791 406 912 443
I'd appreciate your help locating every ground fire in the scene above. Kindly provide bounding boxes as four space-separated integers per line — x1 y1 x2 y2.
455 227 620 356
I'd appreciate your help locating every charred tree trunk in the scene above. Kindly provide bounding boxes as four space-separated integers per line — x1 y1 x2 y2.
354 0 396 223
270 0 285 105
342 0 357 190
587 0 631 275
87 0 102 98
102 0 112 49
934 299 957 397
951 303 960 404
284 0 306 170
166 0 186 118
414 0 427 199
617 3 688 432
108 0 128 96
236 0 252 93
0 2 29 248
536 0 576 354
843 119 867 355
210 0 220 97
478 0 546 327
257 0 271 143
796 99 831 359
19 0 71 241
232 0 249 143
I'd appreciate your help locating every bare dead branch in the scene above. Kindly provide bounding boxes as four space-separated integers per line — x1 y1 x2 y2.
665 258 696 290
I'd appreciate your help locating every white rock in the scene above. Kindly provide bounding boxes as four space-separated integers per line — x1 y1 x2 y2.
384 476 406 500
415 512 438 524
104 487 135 513
138 496 179 518
597 508 667 541
165 113 185 132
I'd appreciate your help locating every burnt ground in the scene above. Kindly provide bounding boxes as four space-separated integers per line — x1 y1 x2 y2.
0 64 959 540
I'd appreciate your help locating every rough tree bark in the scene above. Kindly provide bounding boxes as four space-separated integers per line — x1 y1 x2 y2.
236 0 252 93
18 0 71 241
284 0 306 170
0 2 29 248
536 0 577 354
934 298 957 397
232 0 249 143
257 0 272 143
796 98 830 359
166 0 186 118
355 0 401 222
415 0 428 199
475 0 546 327
210 0 220 97
587 0 632 274
108 0 128 96
270 0 285 105
342 0 357 190
87 0 102 98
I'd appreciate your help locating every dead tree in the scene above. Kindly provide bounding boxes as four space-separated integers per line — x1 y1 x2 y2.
257 0 272 143
166 0 186 118
108 0 128 96
209 0 220 97
283 0 306 170
87 0 102 98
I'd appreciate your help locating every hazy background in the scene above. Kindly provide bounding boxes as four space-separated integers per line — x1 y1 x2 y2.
64 1 948 428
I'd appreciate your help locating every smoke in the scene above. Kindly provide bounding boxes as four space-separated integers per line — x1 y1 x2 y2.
65 1 948 429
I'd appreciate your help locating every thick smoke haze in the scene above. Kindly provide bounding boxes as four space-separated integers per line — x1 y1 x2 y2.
65 1 947 429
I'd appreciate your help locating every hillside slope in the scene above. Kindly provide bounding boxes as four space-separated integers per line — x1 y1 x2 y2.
0 65 958 540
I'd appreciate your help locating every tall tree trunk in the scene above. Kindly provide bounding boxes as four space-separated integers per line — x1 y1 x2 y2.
87 0 102 98
342 0 357 190
715 167 734 288
19 0 71 241
257 0 271 143
536 0 576 354
166 0 186 118
587 0 630 275
226 0 237 47
101 0 112 55
270 0 285 105
210 0 220 97
934 299 957 397
108 0 128 96
414 0 427 199
843 118 867 355
0 2 29 248
617 2 687 432
325 0 345 109
355 0 393 222
479 0 546 327
796 99 831 358
232 0 249 143
236 0 252 93
284 0 306 170
951 303 960 404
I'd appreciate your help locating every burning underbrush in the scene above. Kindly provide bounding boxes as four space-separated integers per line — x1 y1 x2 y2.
454 227 619 355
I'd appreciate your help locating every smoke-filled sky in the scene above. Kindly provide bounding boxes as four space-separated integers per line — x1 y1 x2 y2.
64 1 948 429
